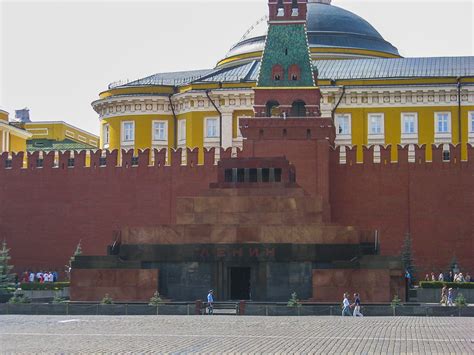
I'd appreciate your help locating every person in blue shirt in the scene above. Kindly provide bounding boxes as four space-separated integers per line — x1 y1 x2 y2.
207 290 214 315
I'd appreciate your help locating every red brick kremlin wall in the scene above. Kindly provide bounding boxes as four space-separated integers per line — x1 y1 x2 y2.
329 144 474 277
0 139 473 278
0 148 217 274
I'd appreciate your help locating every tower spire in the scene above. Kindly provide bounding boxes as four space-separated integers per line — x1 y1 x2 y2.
253 0 321 118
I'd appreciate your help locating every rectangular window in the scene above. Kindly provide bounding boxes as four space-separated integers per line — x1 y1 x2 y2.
368 114 384 135
178 120 186 143
153 121 167 141
435 113 451 133
206 118 219 138
401 113 417 134
122 121 134 142
469 112 474 133
103 124 110 145
335 114 351 135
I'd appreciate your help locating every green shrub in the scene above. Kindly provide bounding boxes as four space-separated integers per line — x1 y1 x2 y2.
149 291 163 306
419 281 474 289
287 292 301 307
0 241 15 295
8 289 31 304
391 295 402 308
52 292 67 304
20 282 70 291
455 294 467 308
101 294 114 305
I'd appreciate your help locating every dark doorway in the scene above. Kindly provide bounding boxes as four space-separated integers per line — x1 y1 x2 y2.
229 267 251 300
291 100 306 117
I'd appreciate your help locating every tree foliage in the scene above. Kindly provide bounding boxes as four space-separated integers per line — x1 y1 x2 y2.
287 292 301 307
149 291 164 306
0 240 15 295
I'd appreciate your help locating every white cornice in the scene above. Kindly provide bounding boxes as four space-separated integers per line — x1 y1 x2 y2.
92 85 473 120
0 121 33 139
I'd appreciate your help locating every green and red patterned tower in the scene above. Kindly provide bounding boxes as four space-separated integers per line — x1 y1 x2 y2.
254 0 321 118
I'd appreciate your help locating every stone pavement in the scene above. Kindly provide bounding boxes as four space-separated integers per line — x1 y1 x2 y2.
0 315 472 354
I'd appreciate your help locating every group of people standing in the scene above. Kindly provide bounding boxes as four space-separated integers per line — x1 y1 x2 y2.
21 270 59 283
342 293 363 317
425 271 471 283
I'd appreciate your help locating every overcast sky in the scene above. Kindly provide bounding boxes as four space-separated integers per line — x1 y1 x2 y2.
1 0 473 135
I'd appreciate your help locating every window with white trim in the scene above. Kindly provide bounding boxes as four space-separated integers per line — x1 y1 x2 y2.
152 121 167 141
435 112 451 134
335 114 351 135
401 113 417 134
468 111 474 144
122 121 134 143
178 119 186 143
469 112 474 133
368 114 384 135
401 113 418 144
103 124 110 145
205 118 219 138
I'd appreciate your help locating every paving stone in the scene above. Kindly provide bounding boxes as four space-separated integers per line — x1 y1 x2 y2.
0 315 472 354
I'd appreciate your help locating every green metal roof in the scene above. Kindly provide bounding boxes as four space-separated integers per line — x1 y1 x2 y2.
27 139 96 152
258 24 315 87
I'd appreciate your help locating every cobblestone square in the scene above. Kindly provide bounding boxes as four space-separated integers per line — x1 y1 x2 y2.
0 315 473 354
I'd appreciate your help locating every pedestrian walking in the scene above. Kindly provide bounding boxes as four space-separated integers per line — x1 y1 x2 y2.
207 290 214 315
447 288 454 306
342 293 352 316
352 293 363 317
440 285 447 306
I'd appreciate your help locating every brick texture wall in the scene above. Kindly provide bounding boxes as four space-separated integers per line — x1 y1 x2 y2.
0 135 472 280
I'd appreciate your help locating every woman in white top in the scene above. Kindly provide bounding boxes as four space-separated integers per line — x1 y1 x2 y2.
342 293 351 316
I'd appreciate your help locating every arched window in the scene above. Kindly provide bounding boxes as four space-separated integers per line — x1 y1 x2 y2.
277 0 284 17
291 0 299 16
272 64 284 81
266 101 280 118
288 64 301 81
291 100 306 117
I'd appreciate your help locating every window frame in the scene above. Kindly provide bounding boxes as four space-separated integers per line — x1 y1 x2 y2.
468 111 474 144
368 113 385 135
152 120 168 143
103 124 110 147
468 111 474 133
434 112 452 144
121 121 135 145
205 117 220 138
401 112 418 144
435 112 451 134
178 119 186 144
335 114 351 136
367 113 385 144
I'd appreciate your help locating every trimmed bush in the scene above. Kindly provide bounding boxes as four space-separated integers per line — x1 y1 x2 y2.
419 281 474 289
20 282 70 291
8 289 31 304
101 294 114 305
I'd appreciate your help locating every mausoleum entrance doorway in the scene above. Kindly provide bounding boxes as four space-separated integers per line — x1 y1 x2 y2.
229 267 251 300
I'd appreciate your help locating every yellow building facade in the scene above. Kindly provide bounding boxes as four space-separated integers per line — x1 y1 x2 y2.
23 121 99 151
0 108 99 155
92 0 474 163
0 109 32 153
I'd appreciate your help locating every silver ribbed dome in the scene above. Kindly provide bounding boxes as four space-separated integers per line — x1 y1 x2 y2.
223 2 399 63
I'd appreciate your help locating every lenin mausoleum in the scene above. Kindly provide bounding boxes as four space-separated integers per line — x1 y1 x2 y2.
0 0 473 303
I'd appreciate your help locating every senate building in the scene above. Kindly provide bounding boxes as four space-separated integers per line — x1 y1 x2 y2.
1 0 473 303
92 0 474 163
